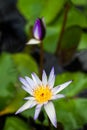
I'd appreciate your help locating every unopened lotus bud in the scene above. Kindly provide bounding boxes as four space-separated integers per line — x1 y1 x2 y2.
33 18 46 40
26 18 46 45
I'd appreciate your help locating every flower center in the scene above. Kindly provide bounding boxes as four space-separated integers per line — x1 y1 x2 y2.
33 86 52 104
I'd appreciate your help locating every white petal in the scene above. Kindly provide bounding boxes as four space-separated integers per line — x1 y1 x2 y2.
22 85 33 95
25 76 36 89
31 73 42 85
34 104 43 120
30 100 37 108
44 101 57 128
42 70 47 86
15 100 36 114
48 67 54 81
52 80 72 94
48 76 55 89
19 77 29 88
24 97 35 100
26 38 41 45
19 77 33 94
48 67 55 88
52 94 65 100
44 101 48 105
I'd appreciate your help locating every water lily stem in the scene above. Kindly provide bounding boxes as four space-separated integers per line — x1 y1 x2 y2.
55 3 70 57
39 41 44 79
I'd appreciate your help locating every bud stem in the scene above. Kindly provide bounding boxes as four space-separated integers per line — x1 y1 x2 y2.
39 41 44 79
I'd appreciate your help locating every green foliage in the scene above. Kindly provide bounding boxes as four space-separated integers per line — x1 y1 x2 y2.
12 53 38 76
18 0 87 54
60 26 82 49
47 72 87 130
79 33 87 49
55 72 87 96
66 6 87 28
15 71 87 130
0 53 38 114
57 26 82 64
71 0 87 5
40 0 66 24
4 117 29 130
17 0 45 23
0 53 18 109
44 26 59 53
18 0 66 24
54 99 87 130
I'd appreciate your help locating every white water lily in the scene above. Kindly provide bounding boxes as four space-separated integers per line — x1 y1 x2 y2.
15 68 72 127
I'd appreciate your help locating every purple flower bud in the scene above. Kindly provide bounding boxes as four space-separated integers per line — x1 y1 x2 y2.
33 18 46 40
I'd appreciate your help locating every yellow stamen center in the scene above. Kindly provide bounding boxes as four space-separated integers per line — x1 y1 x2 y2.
33 86 52 104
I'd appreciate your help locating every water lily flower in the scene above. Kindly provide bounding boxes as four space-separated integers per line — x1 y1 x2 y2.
27 18 46 45
15 68 72 127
